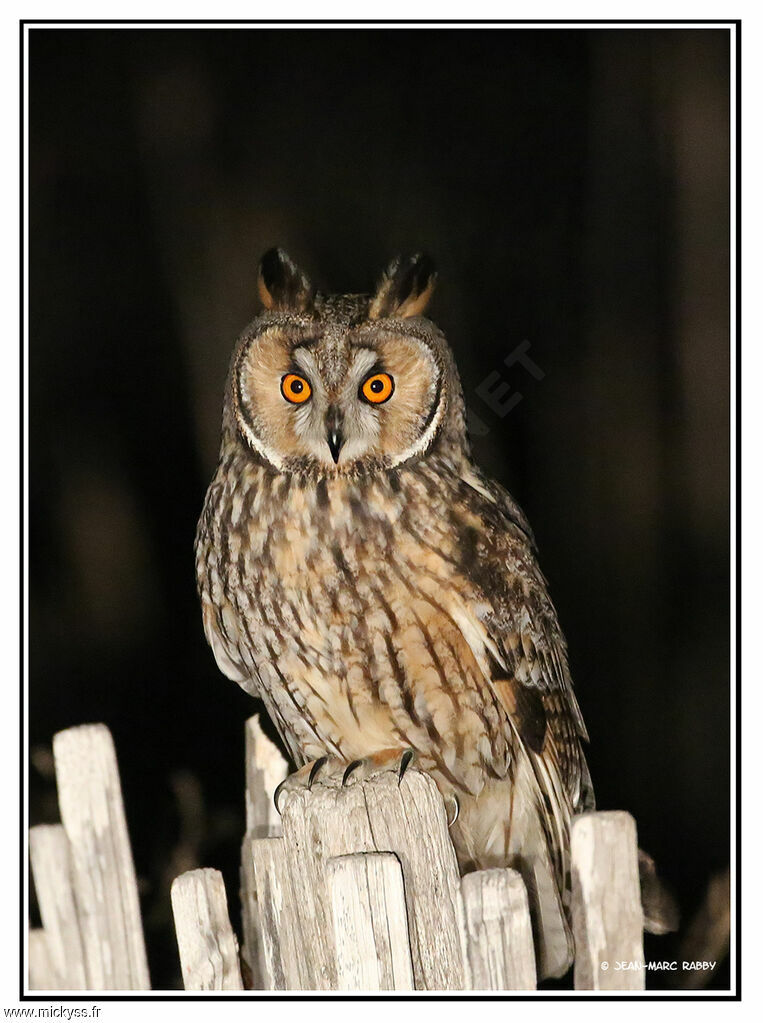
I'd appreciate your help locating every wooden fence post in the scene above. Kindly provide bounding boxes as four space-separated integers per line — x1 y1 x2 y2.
51 724 150 990
171 868 244 990
461 868 537 990
326 852 414 991
244 714 289 838
571 810 645 990
33 716 661 993
28 930 57 991
29 824 87 989
249 837 307 990
278 770 468 991
240 715 289 988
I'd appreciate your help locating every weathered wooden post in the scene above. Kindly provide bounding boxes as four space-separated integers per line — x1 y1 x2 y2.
248 836 304 989
29 723 150 992
274 770 469 991
52 724 151 990
29 824 87 989
28 930 57 991
240 715 289 987
570 810 645 990
326 852 414 990
171 868 244 990
461 867 537 990
29 717 661 993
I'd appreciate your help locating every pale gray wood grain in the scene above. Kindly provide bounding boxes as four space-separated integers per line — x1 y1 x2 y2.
52 724 150 990
171 868 244 990
244 714 288 838
571 811 645 990
28 929 57 991
280 770 467 990
461 868 537 990
29 824 87 989
239 848 260 989
249 836 306 990
326 853 414 991
240 714 289 988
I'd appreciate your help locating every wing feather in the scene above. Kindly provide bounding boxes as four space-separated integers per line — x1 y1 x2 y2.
457 467 594 814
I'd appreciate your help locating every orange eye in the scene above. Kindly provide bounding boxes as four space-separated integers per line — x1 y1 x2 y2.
281 373 312 404
361 372 394 404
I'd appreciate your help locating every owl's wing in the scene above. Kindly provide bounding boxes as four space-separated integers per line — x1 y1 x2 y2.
455 468 596 978
458 466 594 815
200 595 250 686
449 467 595 978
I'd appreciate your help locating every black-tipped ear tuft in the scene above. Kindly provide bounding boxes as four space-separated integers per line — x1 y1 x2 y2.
368 253 437 320
257 248 315 312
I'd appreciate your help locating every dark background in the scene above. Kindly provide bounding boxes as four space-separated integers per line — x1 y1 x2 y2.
28 27 731 990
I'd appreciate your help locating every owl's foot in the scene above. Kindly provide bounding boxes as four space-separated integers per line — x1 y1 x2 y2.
273 748 417 814
272 756 343 813
342 747 417 785
342 749 459 826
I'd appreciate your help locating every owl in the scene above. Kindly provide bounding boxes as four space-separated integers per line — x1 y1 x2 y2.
195 248 595 979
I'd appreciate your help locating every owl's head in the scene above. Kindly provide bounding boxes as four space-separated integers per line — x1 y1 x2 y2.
224 248 467 476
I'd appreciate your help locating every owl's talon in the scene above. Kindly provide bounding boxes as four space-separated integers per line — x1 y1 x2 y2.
342 759 363 785
308 756 328 789
446 794 460 828
273 777 288 816
271 749 419 813
398 749 416 784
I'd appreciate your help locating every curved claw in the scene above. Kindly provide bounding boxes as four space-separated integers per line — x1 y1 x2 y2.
273 777 287 817
398 749 416 784
342 759 363 786
308 756 328 789
446 793 460 828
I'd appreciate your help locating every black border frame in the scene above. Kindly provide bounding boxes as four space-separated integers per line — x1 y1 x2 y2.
19 17 742 1003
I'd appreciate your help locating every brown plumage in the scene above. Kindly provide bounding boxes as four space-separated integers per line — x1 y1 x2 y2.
195 248 594 978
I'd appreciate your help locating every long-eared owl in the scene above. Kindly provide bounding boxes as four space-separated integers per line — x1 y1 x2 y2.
195 248 595 979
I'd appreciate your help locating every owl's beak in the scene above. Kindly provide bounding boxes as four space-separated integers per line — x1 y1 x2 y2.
326 408 344 464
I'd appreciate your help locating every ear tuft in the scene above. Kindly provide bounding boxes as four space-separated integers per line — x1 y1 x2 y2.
368 253 437 320
257 248 315 312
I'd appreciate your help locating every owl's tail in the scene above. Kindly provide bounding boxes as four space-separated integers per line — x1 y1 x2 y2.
507 746 575 979
520 843 574 979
